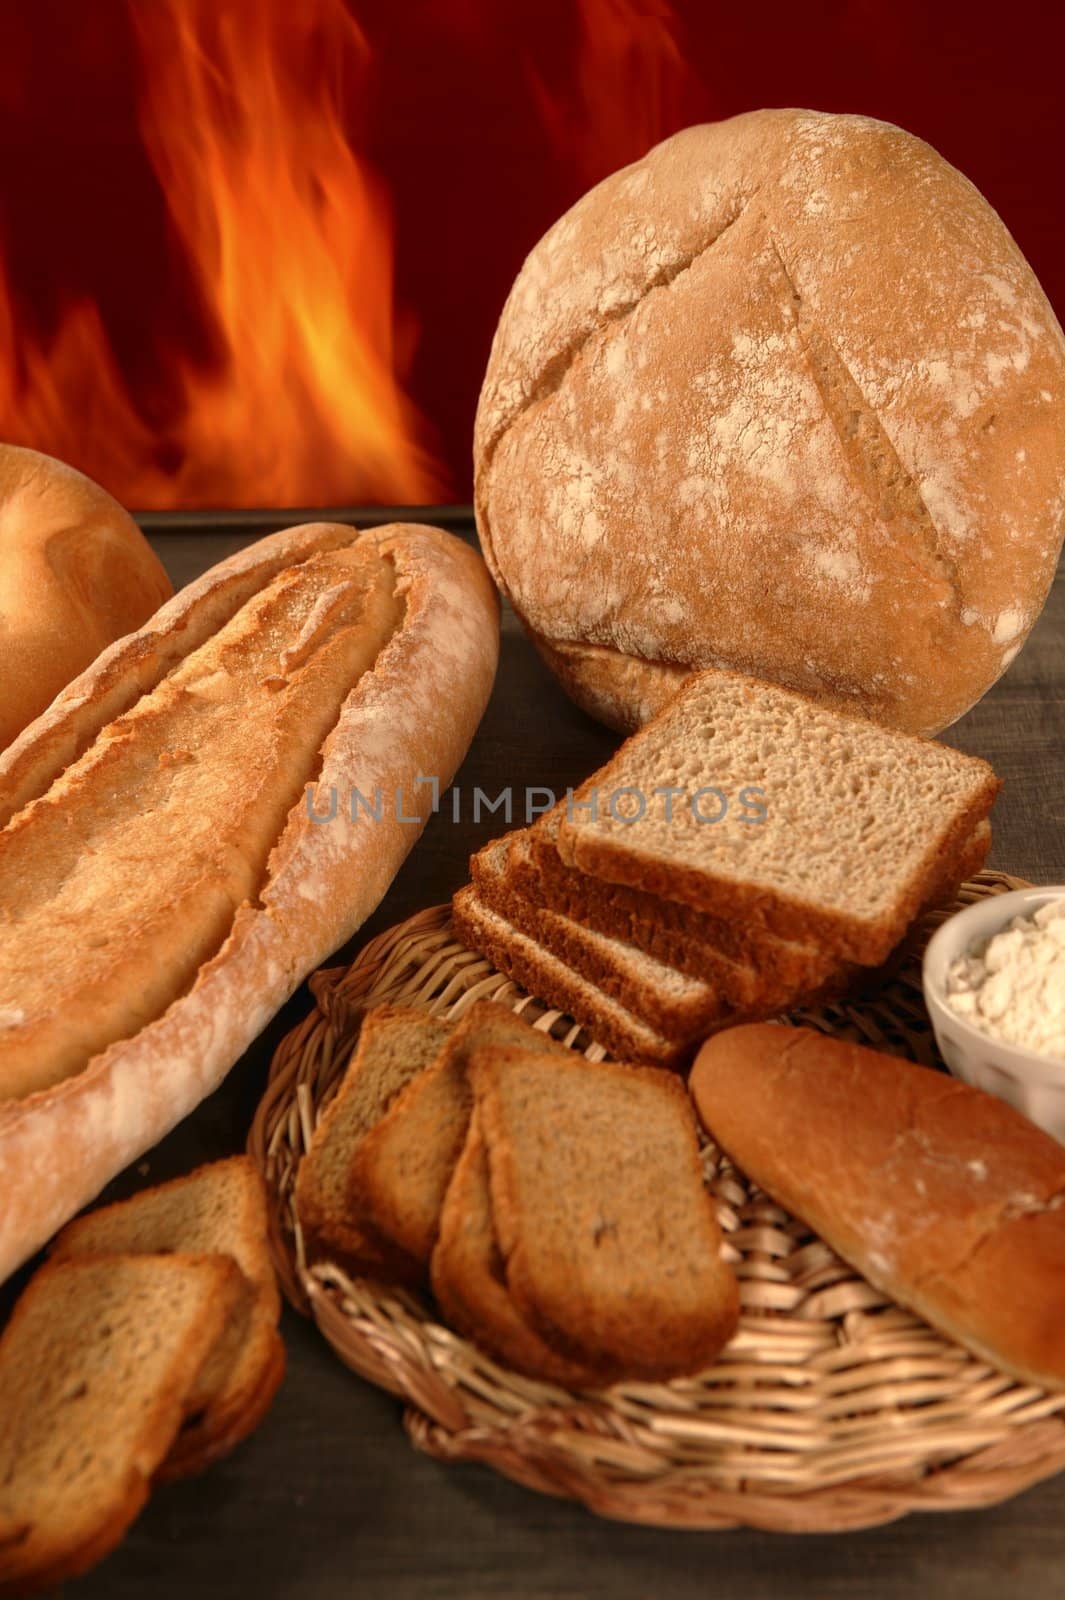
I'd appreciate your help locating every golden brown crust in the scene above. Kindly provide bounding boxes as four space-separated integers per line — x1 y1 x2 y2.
476 110 1065 736
0 445 173 753
0 523 499 1282
690 1024 1065 1391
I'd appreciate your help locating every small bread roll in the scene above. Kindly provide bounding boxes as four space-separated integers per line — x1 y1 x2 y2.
475 110 1065 735
0 445 172 749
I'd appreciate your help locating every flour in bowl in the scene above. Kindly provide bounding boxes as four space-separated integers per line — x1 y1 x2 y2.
945 899 1065 1059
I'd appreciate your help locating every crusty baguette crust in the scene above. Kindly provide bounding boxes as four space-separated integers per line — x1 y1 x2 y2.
0 523 499 1282
690 1024 1065 1392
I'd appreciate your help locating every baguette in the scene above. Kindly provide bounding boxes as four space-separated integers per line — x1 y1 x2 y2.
690 1024 1065 1391
0 522 499 1281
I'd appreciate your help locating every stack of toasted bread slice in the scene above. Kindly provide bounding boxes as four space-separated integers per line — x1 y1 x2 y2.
0 1157 282 1593
293 1000 739 1386
452 668 999 1066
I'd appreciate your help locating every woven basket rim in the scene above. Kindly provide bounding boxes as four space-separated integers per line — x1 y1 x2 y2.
248 871 1065 1532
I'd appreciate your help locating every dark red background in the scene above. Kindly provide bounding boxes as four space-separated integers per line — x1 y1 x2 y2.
0 0 1061 505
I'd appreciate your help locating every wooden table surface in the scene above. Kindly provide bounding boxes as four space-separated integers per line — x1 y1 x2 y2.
67 522 1065 1599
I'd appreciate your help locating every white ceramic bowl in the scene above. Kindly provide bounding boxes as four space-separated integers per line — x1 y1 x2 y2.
923 885 1065 1143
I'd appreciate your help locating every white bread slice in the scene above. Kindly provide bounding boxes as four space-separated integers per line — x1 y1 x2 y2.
51 1156 283 1479
556 668 999 964
0 1253 247 1593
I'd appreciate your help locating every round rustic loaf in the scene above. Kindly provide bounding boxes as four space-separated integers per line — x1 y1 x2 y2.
474 109 1065 734
0 445 172 750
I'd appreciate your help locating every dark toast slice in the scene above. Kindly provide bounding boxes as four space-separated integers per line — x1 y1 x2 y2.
430 1109 614 1389
52 1156 284 1479
348 1002 567 1267
0 1253 248 1594
470 1046 740 1379
293 1005 453 1281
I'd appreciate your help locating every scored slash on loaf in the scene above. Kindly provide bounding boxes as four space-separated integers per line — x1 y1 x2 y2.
0 520 500 1284
475 109 1065 736
451 666 998 1065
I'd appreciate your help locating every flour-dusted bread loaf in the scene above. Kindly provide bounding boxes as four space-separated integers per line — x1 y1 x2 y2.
0 1253 248 1594
476 110 1065 735
51 1156 283 1479
0 521 499 1282
690 1024 1065 1391
0 445 172 752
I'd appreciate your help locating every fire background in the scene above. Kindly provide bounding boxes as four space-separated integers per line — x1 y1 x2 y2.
0 0 1061 516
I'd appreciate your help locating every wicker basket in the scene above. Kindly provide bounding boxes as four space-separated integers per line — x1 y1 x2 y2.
248 872 1065 1531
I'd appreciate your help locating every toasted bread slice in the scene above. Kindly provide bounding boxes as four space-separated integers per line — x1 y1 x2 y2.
52 1156 283 1479
0 1253 247 1594
431 1110 614 1389
294 1005 453 1280
451 887 695 1068
555 669 999 964
470 1047 740 1379
349 1001 565 1267
470 837 735 1035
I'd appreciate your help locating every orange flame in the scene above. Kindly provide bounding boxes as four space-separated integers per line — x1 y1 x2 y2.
528 0 693 186
0 0 450 509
